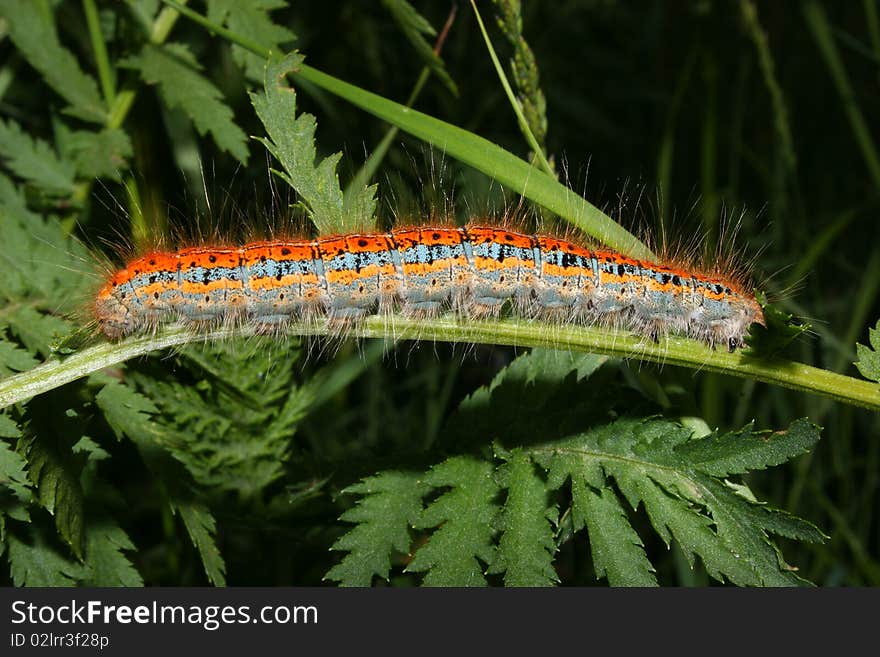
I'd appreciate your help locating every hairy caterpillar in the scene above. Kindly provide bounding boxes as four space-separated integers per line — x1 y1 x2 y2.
93 224 764 351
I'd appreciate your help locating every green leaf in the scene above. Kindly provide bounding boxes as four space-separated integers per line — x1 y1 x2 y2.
746 291 811 357
541 427 657 586
445 348 612 449
0 436 32 503
59 127 133 182
533 417 816 586
0 337 40 378
176 501 226 586
19 403 87 559
0 428 33 536
207 0 296 80
250 52 377 233
616 469 763 585
676 418 820 476
95 379 226 585
6 523 83 586
576 485 657 586
0 118 76 194
731 496 826 544
4 307 73 360
125 340 300 496
691 476 808 585
127 43 249 163
381 0 458 95
0 0 106 123
94 377 161 443
855 319 880 382
0 414 22 439
407 456 499 586
490 449 558 586
0 175 89 356
325 471 428 586
82 517 143 586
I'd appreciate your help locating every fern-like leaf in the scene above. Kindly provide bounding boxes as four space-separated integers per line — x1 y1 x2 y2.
490 449 558 586
0 118 76 194
0 176 87 356
57 125 133 182
407 456 499 586
325 471 428 586
207 0 296 80
855 319 880 382
6 523 82 586
126 43 249 163
0 337 39 378
81 516 143 586
18 400 87 559
0 0 106 123
675 418 819 476
535 417 821 586
250 52 378 233
95 379 227 585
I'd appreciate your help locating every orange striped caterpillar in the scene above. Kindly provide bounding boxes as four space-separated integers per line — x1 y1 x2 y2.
94 224 764 351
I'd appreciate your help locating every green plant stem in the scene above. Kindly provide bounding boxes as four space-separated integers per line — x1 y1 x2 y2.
159 0 652 260
864 0 880 62
470 0 554 177
2 317 879 411
70 1 185 209
82 0 115 105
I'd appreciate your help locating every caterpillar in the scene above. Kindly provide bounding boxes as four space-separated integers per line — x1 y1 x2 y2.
93 225 764 350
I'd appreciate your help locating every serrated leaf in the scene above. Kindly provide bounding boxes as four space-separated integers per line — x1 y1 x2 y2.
128 43 249 163
0 414 22 439
82 517 143 586
126 343 294 496
1 0 106 123
541 432 657 586
94 379 161 443
0 118 76 194
408 456 499 586
207 0 296 80
0 437 32 503
676 418 820 476
746 291 811 357
61 127 133 181
0 428 33 532
732 498 827 544
0 176 90 353
490 450 558 586
580 485 657 586
173 502 225 586
326 471 428 586
6 523 83 586
381 0 458 96
616 470 763 585
250 52 377 233
694 476 805 585
95 380 226 585
4 306 73 358
533 416 821 586
445 348 613 449
0 337 39 378
855 320 880 382
19 401 87 559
